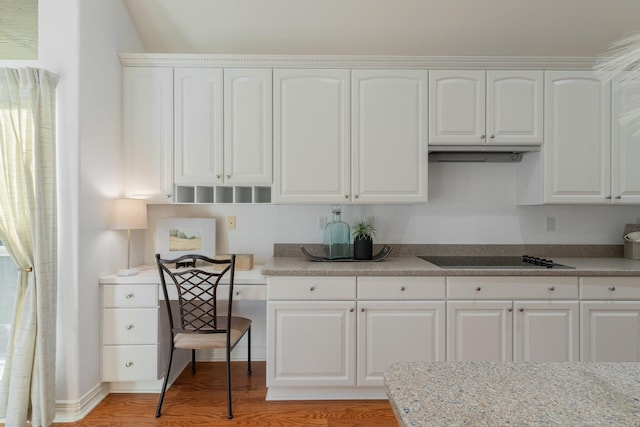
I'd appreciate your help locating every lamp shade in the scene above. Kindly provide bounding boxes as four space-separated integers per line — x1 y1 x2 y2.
112 198 148 230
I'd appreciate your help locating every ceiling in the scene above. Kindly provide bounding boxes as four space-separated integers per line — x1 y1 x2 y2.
124 0 640 58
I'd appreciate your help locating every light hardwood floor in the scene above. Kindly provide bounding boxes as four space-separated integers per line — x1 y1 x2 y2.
57 362 399 426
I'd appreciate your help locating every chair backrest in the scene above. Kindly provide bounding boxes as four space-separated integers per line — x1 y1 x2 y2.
155 254 236 336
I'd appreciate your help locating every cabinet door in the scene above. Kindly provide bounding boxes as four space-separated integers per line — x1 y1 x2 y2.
513 301 579 362
123 67 173 203
357 301 445 386
611 75 640 204
543 71 611 204
174 68 223 185
428 70 485 145
581 301 640 362
351 70 427 203
273 69 350 204
267 301 356 386
224 68 273 185
486 71 543 145
447 301 513 361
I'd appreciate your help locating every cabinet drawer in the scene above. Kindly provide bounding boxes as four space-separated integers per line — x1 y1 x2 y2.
447 276 578 299
357 276 445 300
103 284 157 308
102 345 158 381
580 277 640 300
268 276 356 300
103 308 158 345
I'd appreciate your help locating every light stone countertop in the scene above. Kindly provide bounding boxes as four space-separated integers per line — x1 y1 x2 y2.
261 255 640 277
384 361 640 426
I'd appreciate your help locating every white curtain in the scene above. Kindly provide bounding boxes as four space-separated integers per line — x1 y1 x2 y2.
0 68 59 427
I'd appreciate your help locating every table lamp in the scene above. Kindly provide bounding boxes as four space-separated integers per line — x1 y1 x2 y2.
112 198 148 276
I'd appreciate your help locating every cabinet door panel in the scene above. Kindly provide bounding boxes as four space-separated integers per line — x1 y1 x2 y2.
123 67 173 202
487 71 543 144
513 301 579 362
351 70 427 203
447 301 513 361
273 69 350 204
544 72 611 203
429 70 485 144
224 68 272 185
612 76 640 204
357 301 445 386
267 301 356 386
581 302 640 362
174 68 223 185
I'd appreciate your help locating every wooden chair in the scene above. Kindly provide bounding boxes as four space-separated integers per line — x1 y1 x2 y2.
155 253 252 419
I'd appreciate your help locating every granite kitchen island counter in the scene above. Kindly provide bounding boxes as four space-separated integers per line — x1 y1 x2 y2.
384 361 640 426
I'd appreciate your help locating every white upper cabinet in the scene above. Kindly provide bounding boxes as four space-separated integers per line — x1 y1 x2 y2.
518 71 611 205
123 67 174 203
224 68 273 185
174 68 224 185
273 68 427 204
429 70 543 145
273 69 352 204
611 75 640 204
351 70 428 203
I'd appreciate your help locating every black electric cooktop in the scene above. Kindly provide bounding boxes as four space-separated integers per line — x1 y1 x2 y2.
418 255 575 269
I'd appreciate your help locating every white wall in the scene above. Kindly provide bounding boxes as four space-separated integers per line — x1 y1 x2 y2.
144 162 639 265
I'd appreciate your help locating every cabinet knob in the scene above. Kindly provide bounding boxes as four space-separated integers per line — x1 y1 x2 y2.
548 286 555 291
606 195 612 200
518 307 524 312
490 134 495 139
309 286 315 291
216 175 221 179
125 362 133 368
480 134 486 139
165 194 171 198
475 287 482 292
508 307 513 312
345 195 349 199
354 194 359 199
609 286 616 292
226 175 231 179
235 291 240 296
350 308 354 312
361 308 365 312
125 293 134 299
615 195 622 199
125 324 134 331
400 286 406 291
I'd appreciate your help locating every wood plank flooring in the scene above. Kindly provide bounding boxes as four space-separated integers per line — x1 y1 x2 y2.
57 362 399 426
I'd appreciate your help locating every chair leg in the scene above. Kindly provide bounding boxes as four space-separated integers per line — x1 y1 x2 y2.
156 347 175 418
191 349 196 374
226 347 233 419
247 326 252 375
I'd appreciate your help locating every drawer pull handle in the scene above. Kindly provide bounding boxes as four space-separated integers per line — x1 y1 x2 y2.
309 286 315 291
609 286 616 291
125 293 134 299
125 362 133 368
125 324 134 331
475 287 482 292
548 286 555 291
400 286 406 291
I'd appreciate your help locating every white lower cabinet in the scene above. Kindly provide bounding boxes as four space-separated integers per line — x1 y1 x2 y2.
580 277 640 362
446 276 579 362
266 275 445 399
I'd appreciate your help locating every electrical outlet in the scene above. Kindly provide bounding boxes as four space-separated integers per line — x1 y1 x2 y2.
318 216 327 230
545 216 556 232
227 216 236 230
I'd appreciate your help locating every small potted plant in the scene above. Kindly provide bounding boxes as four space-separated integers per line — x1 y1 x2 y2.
352 220 376 260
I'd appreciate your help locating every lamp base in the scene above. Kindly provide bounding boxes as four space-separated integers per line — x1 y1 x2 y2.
117 267 139 277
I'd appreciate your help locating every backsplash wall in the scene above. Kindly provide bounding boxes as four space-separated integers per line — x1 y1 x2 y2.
143 162 639 264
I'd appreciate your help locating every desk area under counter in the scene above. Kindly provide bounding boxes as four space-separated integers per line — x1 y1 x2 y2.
99 264 266 393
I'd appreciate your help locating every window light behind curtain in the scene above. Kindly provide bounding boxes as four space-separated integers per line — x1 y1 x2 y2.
0 67 59 427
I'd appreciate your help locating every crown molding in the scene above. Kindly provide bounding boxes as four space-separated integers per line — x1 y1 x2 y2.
118 53 597 70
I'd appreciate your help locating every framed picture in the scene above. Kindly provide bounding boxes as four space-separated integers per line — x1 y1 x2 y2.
155 217 216 259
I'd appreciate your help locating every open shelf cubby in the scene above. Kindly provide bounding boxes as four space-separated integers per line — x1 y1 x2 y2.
174 185 271 204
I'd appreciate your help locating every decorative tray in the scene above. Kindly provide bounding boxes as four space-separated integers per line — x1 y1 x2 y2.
301 245 392 262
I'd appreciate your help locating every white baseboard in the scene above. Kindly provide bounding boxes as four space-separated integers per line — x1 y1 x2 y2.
53 382 109 423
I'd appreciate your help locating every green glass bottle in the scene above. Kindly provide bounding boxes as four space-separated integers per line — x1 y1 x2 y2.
324 208 350 259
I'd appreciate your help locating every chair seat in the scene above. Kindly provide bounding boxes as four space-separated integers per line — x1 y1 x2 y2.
174 316 252 350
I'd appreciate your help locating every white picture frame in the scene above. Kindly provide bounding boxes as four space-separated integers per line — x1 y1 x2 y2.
155 217 216 259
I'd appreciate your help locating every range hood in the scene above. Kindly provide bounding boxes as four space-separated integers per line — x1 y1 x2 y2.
428 144 541 163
